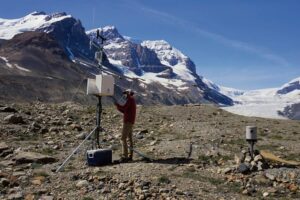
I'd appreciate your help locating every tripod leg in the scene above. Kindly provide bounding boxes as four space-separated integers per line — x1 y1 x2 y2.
95 96 102 149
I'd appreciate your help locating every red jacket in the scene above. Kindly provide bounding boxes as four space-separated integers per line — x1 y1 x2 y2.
116 96 136 124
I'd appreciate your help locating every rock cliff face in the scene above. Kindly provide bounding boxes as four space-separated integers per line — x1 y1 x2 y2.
0 32 90 102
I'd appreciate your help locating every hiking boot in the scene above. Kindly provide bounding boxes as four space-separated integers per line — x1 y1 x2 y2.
119 157 129 163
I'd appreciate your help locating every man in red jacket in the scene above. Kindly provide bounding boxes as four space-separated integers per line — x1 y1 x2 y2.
115 89 136 162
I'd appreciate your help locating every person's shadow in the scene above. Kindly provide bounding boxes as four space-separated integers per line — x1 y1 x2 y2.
112 157 192 165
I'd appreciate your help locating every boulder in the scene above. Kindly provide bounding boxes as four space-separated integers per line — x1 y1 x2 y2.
7 192 23 200
76 132 87 140
13 151 56 164
76 180 89 188
39 196 54 200
4 114 25 124
0 142 9 152
254 154 263 162
0 106 17 113
0 142 13 157
237 163 250 174
0 177 10 187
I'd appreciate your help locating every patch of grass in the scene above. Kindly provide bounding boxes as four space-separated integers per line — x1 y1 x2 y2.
269 134 283 140
176 170 242 194
168 165 177 171
64 164 76 172
226 138 245 146
284 153 300 161
31 163 43 169
196 154 232 164
257 144 279 151
40 148 55 155
16 134 40 141
226 182 241 193
158 127 171 135
197 154 211 163
157 175 171 184
34 171 49 177
182 171 224 185
82 197 94 200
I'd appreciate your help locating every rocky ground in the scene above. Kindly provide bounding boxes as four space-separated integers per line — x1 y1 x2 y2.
0 102 300 200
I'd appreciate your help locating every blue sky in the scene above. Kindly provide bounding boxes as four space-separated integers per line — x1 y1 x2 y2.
1 0 300 90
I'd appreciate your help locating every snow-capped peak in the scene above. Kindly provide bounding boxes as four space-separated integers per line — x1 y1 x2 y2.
140 40 197 82
0 11 72 40
86 25 124 41
277 76 300 95
141 40 189 67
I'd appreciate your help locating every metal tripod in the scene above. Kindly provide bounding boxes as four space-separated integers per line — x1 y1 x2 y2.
56 30 105 172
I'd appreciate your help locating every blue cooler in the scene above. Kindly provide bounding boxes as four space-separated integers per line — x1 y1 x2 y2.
86 149 112 166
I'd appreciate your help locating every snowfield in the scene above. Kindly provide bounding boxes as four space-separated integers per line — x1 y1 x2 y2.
203 76 300 119
0 11 71 40
222 84 300 120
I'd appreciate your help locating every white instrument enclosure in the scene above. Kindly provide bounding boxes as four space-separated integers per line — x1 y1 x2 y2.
87 74 115 96
246 126 257 141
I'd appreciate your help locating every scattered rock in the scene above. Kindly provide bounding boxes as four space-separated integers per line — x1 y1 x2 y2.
223 167 232 174
49 127 59 133
254 155 263 162
242 189 250 195
70 123 82 131
76 132 87 140
7 192 23 200
279 146 285 150
244 155 252 163
263 192 269 197
234 153 245 165
0 142 9 153
30 122 41 132
13 151 56 164
39 196 54 200
159 188 169 193
31 176 46 185
76 180 89 188
149 140 157 146
265 172 275 181
237 163 250 174
288 183 298 192
101 187 111 194
0 177 10 187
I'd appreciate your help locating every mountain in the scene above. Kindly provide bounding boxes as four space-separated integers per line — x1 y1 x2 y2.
0 31 91 102
213 77 300 120
0 11 93 60
277 77 300 95
0 12 233 105
87 26 233 105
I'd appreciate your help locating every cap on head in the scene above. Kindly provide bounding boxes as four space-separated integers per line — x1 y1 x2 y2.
123 89 134 96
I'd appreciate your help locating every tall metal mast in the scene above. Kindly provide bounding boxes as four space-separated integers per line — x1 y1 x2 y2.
94 29 106 148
